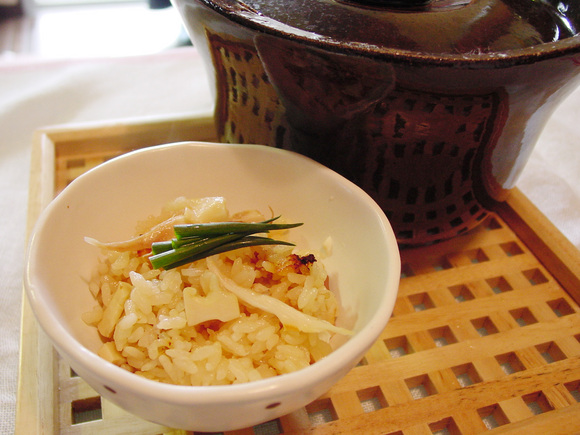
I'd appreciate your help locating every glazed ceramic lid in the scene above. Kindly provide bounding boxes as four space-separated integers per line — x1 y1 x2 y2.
198 0 579 56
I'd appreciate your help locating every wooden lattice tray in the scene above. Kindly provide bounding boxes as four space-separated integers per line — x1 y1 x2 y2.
17 113 580 434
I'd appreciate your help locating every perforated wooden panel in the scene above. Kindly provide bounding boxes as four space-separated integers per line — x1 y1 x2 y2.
17 115 580 435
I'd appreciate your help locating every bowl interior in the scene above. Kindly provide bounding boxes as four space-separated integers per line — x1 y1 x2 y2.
26 141 400 391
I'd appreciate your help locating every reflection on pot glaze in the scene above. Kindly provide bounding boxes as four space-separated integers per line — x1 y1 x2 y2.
256 35 396 165
209 0 578 55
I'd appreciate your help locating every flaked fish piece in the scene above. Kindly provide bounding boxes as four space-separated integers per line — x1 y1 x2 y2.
230 209 266 223
85 214 186 252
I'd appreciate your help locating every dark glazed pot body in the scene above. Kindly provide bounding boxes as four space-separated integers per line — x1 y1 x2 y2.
174 0 580 245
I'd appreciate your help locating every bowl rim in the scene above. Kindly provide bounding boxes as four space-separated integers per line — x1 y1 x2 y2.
24 141 401 404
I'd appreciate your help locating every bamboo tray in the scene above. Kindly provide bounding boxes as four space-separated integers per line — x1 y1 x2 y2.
17 113 580 434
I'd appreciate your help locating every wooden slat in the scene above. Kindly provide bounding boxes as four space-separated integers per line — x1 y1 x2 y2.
498 189 580 303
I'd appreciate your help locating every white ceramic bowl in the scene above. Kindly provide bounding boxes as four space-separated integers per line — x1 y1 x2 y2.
24 141 400 432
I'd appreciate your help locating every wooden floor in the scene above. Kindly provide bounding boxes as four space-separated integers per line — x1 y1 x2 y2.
0 3 188 59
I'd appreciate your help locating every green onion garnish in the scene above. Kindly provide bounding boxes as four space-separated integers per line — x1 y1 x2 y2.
172 216 300 238
150 217 302 270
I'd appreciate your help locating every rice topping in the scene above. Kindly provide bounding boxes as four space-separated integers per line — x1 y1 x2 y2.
83 197 345 386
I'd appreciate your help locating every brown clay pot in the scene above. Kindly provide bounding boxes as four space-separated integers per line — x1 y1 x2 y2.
174 0 580 245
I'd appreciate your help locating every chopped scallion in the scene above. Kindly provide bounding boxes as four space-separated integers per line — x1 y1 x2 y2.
150 217 302 270
173 217 301 239
150 240 174 255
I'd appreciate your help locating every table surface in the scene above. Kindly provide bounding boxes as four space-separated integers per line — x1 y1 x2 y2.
1 46 579 435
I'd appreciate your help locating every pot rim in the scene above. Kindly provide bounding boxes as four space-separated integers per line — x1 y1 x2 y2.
196 0 580 68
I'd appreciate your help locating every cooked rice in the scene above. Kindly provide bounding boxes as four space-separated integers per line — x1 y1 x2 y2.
83 197 339 386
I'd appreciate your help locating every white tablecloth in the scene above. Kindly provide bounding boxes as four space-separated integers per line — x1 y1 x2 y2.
0 46 579 434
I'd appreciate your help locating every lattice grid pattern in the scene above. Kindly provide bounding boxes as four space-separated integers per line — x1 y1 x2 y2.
19 118 580 434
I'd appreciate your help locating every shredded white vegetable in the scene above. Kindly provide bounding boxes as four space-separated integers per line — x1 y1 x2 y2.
206 256 352 336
